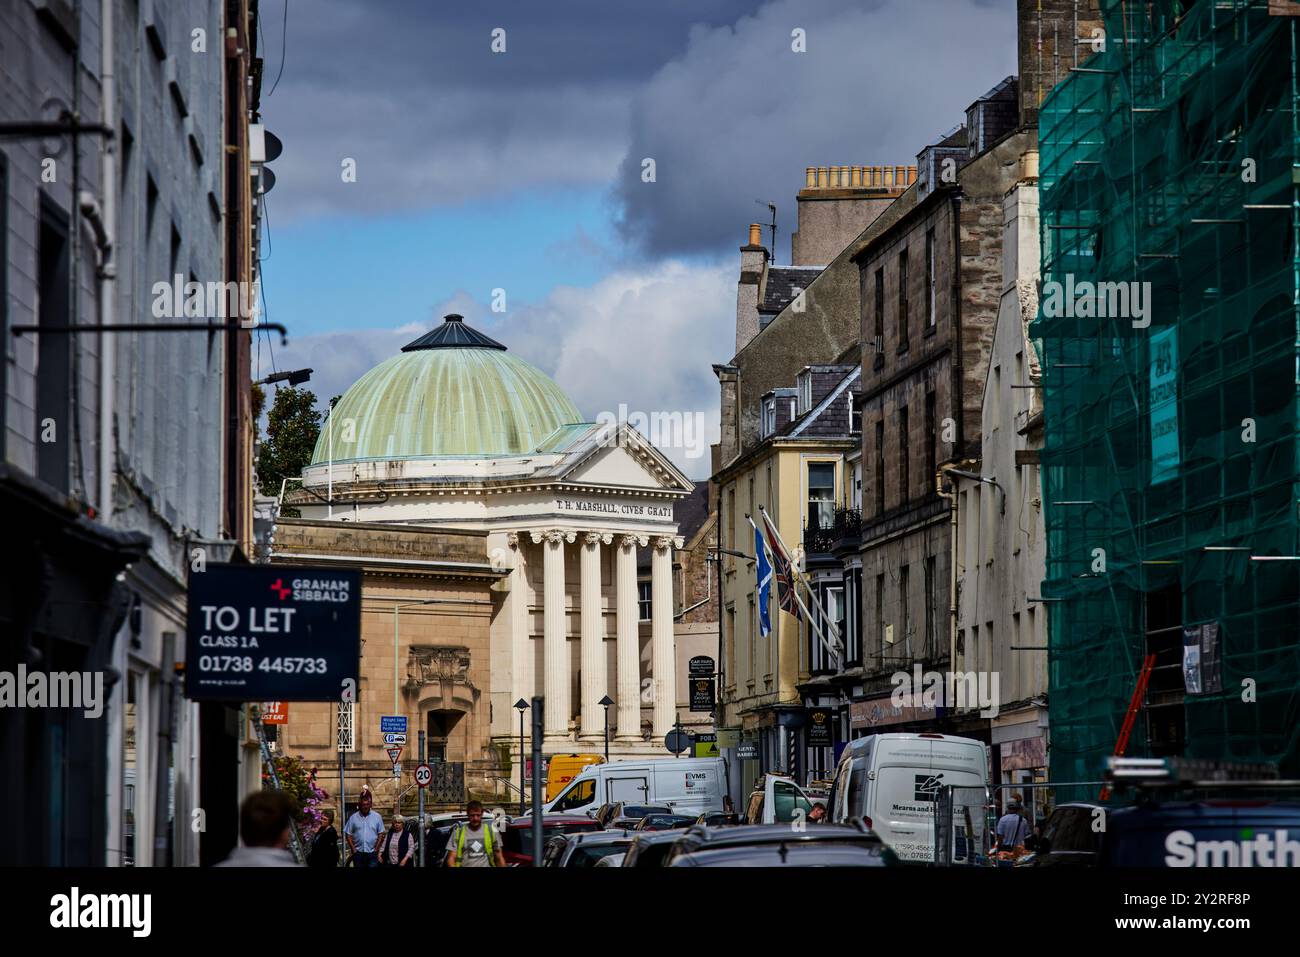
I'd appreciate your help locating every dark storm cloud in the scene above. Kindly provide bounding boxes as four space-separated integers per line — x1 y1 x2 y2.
612 0 1019 257
259 0 761 220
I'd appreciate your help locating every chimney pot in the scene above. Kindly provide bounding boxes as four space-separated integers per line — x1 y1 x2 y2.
748 223 763 247
805 167 816 188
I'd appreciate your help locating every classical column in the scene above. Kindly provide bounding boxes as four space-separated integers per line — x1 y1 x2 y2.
579 531 611 739
507 533 530 706
651 536 677 737
615 534 644 740
533 529 575 738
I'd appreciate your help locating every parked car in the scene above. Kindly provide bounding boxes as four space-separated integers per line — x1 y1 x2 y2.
634 813 696 832
501 814 603 866
593 802 671 828
696 811 740 827
1030 799 1300 867
827 732 990 864
620 829 687 867
542 829 636 867
670 842 889 867
545 757 727 818
663 821 885 866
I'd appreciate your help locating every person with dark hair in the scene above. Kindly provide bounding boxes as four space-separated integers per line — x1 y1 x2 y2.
216 790 300 867
307 808 339 867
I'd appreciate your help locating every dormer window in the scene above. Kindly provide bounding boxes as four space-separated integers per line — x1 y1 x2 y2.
797 370 813 415
762 397 777 439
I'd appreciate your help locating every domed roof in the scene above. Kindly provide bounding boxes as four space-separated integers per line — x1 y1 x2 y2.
309 315 581 463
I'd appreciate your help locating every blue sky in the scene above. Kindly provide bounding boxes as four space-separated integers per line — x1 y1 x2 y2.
260 187 619 337
256 0 1019 478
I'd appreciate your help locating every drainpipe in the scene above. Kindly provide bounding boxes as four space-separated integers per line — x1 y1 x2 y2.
97 0 117 519
935 470 958 672
937 460 979 673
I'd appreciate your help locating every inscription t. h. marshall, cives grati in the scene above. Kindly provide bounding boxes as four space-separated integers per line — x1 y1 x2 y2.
556 498 673 519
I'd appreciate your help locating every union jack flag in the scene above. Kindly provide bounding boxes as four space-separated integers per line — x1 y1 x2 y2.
762 511 803 621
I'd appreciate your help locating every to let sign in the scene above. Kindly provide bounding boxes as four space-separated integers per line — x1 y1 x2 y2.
184 564 361 702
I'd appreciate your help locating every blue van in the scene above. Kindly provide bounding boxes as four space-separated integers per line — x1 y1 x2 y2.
1035 799 1300 867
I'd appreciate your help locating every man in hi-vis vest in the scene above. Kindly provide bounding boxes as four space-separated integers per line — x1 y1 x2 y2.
446 800 506 867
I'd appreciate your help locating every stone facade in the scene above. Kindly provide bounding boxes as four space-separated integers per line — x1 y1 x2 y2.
851 118 1033 730
271 519 504 809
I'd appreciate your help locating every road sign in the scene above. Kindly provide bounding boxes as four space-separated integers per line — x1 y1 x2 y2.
392 762 401 780
383 732 407 745
380 715 407 734
689 655 715 677
261 702 289 725
665 729 693 754
414 763 432 788
184 564 361 702
386 746 402 765
689 677 715 712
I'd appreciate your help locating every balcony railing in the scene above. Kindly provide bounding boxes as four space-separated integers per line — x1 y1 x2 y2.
804 507 861 555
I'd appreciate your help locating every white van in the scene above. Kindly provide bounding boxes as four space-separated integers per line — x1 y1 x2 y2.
828 732 989 863
544 757 726 818
744 774 819 824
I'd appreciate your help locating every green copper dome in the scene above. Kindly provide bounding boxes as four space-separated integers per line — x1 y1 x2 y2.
309 315 581 463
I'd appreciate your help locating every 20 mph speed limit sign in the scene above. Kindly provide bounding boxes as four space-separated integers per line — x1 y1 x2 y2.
414 763 432 788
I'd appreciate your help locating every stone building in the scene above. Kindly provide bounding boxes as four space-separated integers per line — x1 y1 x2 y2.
713 161 908 802
952 169 1049 811
270 519 504 807
1 0 263 865
849 81 1028 741
279 314 696 803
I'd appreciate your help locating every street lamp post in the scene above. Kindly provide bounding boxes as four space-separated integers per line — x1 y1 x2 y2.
514 698 529 816
599 695 613 762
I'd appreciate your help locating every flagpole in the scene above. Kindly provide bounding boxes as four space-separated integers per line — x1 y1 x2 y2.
758 507 845 663
748 514 841 667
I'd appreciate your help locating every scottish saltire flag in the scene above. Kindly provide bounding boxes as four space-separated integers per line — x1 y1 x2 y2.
762 511 803 621
755 525 773 638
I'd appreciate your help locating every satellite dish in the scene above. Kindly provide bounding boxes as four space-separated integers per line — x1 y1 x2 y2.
258 166 276 194
263 130 283 163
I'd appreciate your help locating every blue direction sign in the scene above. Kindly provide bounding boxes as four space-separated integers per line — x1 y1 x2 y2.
380 715 408 734
184 564 361 702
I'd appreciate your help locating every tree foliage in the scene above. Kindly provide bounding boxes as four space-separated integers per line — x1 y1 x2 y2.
256 386 321 495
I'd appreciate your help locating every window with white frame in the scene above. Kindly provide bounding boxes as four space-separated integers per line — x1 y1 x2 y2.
797 370 813 414
762 397 777 438
807 462 835 530
638 580 652 621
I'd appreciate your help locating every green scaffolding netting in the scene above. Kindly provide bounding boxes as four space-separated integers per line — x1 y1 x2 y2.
1029 0 1300 800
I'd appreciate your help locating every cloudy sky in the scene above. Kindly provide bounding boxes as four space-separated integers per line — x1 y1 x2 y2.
257 0 1018 477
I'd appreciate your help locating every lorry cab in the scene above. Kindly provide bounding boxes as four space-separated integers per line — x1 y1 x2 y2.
545 753 605 803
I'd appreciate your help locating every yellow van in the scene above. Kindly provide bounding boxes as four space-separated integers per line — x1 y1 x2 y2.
545 753 605 802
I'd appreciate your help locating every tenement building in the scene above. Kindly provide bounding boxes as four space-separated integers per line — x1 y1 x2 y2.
278 314 694 805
